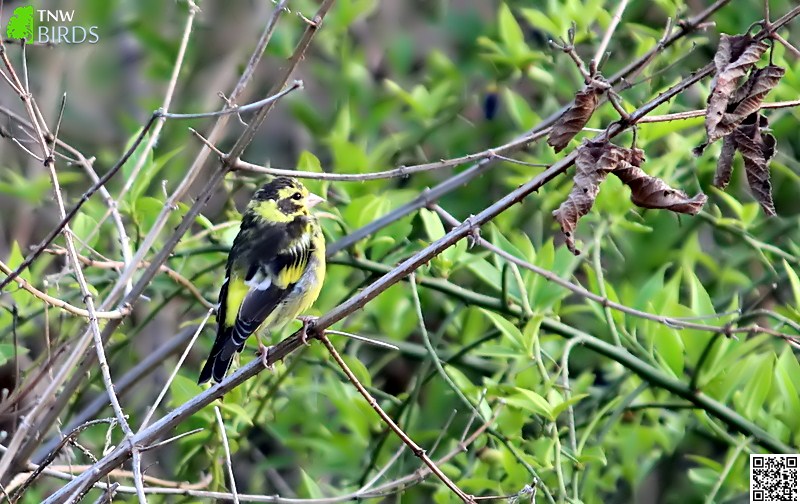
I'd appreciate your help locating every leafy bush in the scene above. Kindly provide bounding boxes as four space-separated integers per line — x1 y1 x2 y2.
0 0 798 502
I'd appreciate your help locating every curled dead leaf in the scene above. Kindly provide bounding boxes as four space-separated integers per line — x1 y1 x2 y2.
553 141 706 255
614 164 707 214
547 80 608 153
704 34 769 145
552 141 609 254
733 114 777 216
726 64 785 123
713 135 737 189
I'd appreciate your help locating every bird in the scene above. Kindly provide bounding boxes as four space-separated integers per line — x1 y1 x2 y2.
198 177 326 384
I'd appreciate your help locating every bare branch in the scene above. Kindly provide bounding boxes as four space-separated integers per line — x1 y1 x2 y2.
214 406 240 504
593 0 630 68
160 81 303 120
320 335 473 502
0 259 129 319
139 310 213 430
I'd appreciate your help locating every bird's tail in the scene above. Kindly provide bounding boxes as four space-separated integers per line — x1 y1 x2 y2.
198 332 241 384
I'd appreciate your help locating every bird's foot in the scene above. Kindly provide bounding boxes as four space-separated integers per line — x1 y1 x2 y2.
257 342 275 371
297 315 318 346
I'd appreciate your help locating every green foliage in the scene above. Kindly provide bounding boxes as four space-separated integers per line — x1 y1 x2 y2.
1 1 799 503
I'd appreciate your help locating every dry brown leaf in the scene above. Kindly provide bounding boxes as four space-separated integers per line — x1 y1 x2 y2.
728 64 785 119
713 134 737 189
547 81 607 153
705 34 769 144
614 163 708 214
553 141 706 255
552 141 612 254
714 64 785 138
733 114 777 216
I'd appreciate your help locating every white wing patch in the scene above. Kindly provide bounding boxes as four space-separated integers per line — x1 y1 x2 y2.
245 269 273 291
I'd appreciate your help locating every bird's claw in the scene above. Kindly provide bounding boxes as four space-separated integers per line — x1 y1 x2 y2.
465 215 481 248
297 315 318 346
257 342 275 371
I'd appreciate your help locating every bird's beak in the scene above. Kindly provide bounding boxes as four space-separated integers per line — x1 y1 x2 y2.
307 192 325 208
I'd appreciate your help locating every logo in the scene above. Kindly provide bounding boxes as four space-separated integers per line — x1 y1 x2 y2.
6 6 34 40
6 5 99 44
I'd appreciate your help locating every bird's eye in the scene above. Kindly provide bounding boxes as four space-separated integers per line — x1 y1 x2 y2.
291 192 302 201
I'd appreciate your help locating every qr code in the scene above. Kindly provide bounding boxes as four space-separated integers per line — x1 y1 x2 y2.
751 454 799 503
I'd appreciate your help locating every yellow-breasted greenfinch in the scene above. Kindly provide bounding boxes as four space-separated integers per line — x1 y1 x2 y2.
198 177 326 384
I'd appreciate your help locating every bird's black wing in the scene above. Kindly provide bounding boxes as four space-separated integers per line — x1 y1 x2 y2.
198 220 311 384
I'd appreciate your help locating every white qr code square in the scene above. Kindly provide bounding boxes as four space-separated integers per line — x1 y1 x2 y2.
751 454 799 503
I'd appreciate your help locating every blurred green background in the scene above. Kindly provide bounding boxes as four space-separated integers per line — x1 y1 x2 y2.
0 0 798 502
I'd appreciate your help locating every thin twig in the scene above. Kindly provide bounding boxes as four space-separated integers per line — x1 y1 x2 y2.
639 99 800 123
324 329 400 351
115 0 200 221
214 406 240 504
0 259 128 319
33 327 199 462
593 0 630 68
140 428 204 452
161 81 302 119
319 335 474 502
45 246 214 309
139 309 213 430
224 133 549 181
772 32 800 58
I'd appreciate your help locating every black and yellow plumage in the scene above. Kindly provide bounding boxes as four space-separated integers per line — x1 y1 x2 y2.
198 177 326 384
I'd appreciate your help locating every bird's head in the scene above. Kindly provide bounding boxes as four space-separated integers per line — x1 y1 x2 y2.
248 177 325 222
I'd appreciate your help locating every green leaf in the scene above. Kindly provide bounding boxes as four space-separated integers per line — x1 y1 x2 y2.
6 242 34 309
633 264 669 310
465 257 503 292
419 208 445 241
774 348 800 431
520 8 561 37
480 309 525 351
503 88 539 129
71 213 100 250
169 374 204 408
0 171 79 204
217 401 254 427
652 324 684 377
131 145 182 202
297 150 323 172
121 130 153 198
498 4 525 57
688 467 719 488
298 469 324 498
736 353 774 419
342 354 372 387
329 104 351 144
506 387 553 420
577 445 607 466
550 393 590 419
686 455 724 472
782 259 800 312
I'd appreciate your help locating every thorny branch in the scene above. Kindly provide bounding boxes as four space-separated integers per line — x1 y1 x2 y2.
2 1 799 501
319 335 473 502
